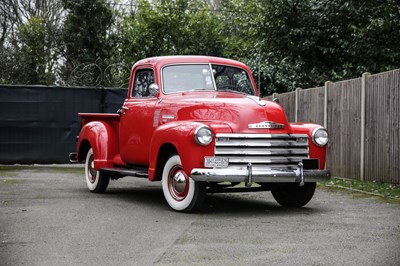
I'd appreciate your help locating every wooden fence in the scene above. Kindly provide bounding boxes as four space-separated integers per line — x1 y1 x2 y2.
267 69 400 184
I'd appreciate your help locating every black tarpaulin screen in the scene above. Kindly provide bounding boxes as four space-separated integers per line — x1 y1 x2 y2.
0 85 127 163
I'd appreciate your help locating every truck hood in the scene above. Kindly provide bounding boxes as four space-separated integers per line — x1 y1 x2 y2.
162 92 291 133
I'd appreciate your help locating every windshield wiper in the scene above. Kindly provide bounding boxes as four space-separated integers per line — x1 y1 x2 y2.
217 88 247 95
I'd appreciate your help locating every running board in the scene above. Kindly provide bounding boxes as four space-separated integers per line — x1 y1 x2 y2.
100 167 149 178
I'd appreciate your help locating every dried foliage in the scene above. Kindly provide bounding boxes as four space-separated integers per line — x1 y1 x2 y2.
0 0 399 93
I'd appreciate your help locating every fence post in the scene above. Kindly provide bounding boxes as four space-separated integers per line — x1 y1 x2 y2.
360 72 370 181
324 81 331 129
295 87 302 122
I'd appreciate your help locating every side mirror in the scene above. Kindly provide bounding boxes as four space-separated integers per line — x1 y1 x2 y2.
273 97 280 104
148 83 159 97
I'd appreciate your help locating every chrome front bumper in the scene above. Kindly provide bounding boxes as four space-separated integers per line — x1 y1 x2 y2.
191 163 331 187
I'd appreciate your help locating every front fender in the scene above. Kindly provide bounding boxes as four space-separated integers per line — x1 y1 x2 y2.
148 121 224 181
290 123 328 169
77 121 119 170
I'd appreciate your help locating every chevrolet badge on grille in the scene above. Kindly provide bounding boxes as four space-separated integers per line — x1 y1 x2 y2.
248 121 285 129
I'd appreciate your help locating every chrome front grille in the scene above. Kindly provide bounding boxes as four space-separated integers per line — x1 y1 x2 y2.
214 134 309 170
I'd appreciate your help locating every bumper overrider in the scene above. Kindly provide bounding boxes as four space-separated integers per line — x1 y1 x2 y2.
191 162 331 187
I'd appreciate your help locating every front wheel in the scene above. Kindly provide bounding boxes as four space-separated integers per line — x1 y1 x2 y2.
162 154 206 212
271 182 316 207
85 148 110 193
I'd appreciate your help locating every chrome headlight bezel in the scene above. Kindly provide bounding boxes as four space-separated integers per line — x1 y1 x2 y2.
194 125 213 146
312 127 329 147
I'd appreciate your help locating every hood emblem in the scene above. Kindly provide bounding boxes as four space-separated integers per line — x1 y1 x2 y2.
248 121 285 129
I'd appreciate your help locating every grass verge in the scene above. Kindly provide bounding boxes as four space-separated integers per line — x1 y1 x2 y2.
319 177 400 203
0 165 84 175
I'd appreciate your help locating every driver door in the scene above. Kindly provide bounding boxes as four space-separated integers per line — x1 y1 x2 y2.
119 68 157 165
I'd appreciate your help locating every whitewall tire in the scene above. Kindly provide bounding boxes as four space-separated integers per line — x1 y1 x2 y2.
162 154 206 212
85 148 109 193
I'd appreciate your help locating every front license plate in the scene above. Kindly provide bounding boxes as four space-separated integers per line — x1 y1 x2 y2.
204 157 229 168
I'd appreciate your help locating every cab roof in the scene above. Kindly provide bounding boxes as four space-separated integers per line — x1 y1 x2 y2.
133 55 250 70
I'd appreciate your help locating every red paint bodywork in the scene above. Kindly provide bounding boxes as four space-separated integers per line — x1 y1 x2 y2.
76 56 327 181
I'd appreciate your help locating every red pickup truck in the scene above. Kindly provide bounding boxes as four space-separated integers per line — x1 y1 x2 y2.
71 56 330 212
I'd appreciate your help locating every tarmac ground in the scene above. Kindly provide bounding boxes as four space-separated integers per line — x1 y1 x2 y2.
0 165 399 265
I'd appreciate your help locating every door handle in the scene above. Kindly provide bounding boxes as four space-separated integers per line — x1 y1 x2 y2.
118 106 129 115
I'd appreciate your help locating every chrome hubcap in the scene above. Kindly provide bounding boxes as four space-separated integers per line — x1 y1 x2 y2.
169 166 189 201
173 171 187 194
87 154 96 183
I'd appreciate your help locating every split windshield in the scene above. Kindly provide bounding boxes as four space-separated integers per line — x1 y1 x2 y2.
162 64 255 95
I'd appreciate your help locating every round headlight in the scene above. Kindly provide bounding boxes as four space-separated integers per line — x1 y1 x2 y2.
312 128 328 147
194 126 213 146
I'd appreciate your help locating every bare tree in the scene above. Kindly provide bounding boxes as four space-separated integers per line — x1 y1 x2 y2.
0 0 65 84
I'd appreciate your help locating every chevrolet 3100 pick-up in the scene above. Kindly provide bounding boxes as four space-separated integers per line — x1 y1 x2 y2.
70 55 330 212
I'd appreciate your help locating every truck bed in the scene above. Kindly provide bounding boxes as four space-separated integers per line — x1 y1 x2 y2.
79 113 120 121
79 112 120 128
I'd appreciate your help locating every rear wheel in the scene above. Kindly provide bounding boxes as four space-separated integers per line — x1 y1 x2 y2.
271 182 316 207
85 148 110 193
162 154 206 212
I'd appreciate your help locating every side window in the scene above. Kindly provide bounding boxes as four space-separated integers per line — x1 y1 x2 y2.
132 69 154 98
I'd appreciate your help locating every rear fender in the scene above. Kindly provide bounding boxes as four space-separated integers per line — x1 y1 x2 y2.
77 121 119 170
